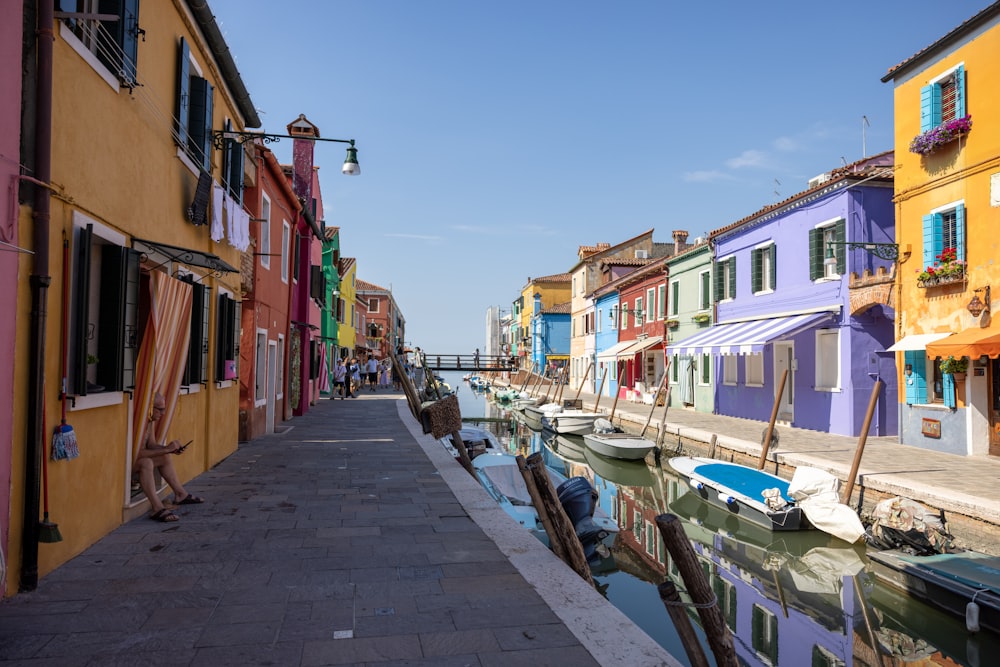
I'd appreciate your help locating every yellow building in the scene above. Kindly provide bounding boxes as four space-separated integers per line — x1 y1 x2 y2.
567 230 654 389
517 273 572 370
882 4 1000 457
338 257 358 355
9 2 257 595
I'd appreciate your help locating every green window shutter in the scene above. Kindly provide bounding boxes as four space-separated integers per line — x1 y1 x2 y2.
904 350 928 404
181 277 206 386
671 281 679 316
727 257 736 299
701 271 710 310
769 244 777 290
955 204 966 262
96 244 134 392
956 65 966 118
920 84 934 132
226 134 245 203
72 225 94 395
175 38 190 148
713 262 724 301
751 248 762 293
188 77 214 171
216 294 232 381
835 220 846 269
808 228 822 280
199 288 210 383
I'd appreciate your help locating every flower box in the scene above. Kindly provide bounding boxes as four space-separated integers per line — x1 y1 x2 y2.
692 313 711 324
666 319 680 329
909 115 972 156
916 247 965 288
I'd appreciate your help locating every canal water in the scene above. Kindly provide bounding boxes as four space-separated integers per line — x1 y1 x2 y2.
440 372 1000 667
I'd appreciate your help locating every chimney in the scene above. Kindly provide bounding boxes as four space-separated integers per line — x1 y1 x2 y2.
288 114 319 204
672 230 689 256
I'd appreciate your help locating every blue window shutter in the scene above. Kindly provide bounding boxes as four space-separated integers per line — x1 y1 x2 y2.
956 65 966 118
955 204 966 262
120 0 140 86
175 38 190 147
904 350 928 404
920 85 934 132
922 214 936 267
931 83 943 127
942 373 956 409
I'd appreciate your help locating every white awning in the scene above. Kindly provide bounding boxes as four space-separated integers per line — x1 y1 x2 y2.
596 340 638 359
885 332 953 351
619 336 663 357
669 312 835 356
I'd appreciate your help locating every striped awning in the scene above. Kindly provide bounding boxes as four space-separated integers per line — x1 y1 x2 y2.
669 312 835 356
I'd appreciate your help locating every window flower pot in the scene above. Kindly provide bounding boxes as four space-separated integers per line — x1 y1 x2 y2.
909 115 972 155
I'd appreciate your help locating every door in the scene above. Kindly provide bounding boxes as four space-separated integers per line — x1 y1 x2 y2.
990 359 1000 456
773 342 794 421
266 340 277 434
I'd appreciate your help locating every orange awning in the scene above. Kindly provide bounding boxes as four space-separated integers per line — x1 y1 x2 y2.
926 328 1000 359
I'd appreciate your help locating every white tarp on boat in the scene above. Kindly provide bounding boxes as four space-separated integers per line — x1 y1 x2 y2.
787 467 865 544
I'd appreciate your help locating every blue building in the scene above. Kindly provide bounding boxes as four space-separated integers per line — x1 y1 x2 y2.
530 294 571 376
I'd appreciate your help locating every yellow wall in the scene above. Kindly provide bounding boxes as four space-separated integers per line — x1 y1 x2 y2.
339 263 358 352
519 278 570 361
890 19 1000 409
8 4 247 594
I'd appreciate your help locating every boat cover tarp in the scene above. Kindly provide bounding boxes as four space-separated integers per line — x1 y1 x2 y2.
787 467 865 544
895 551 1000 595
786 546 867 595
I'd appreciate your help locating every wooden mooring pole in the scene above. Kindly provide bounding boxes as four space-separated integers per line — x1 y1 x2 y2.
657 580 710 667
841 379 883 505
757 369 787 470
655 514 737 667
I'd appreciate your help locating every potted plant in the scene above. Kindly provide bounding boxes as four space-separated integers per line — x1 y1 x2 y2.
909 115 972 155
940 356 968 379
916 247 965 287
692 313 711 324
666 319 680 329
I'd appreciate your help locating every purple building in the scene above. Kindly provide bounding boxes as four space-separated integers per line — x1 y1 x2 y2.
673 153 898 437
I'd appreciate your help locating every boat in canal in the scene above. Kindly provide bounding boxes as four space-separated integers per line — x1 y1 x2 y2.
584 447 655 487
541 409 605 435
868 549 1000 634
583 431 655 460
438 425 503 461
543 432 588 466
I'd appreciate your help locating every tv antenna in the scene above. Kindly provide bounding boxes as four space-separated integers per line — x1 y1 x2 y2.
773 178 781 200
862 115 870 158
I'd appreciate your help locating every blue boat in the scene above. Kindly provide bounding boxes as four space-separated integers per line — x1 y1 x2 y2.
668 456 809 532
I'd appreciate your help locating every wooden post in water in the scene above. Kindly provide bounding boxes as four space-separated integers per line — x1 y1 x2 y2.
555 366 569 404
592 369 608 413
516 455 567 563
525 452 594 586
655 514 737 667
608 367 625 424
657 580 710 667
757 369 788 470
392 354 421 417
573 361 593 401
639 370 670 439
841 379 883 506
655 386 672 448
451 430 475 476
519 363 536 393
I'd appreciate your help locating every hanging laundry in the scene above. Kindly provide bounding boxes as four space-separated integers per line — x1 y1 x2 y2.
210 182 225 242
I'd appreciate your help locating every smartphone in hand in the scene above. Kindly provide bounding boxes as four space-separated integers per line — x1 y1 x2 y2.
176 440 193 454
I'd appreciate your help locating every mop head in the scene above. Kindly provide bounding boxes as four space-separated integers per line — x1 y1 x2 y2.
52 423 79 460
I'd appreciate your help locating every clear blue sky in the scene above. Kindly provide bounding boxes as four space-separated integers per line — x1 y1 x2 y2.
211 0 990 354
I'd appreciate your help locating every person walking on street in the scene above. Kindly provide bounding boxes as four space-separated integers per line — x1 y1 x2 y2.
365 355 378 392
332 358 347 399
346 357 361 398
412 347 424 388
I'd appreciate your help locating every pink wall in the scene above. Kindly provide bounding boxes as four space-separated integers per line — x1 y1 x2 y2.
0 0 24 592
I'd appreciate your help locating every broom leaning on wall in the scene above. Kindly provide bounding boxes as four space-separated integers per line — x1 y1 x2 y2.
51 236 77 460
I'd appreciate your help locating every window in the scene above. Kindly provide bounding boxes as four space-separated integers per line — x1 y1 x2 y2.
699 271 711 310
752 244 776 293
751 604 778 664
635 298 643 326
923 202 966 266
815 329 840 390
810 219 845 279
671 356 678 382
175 37 214 172
215 292 241 382
597 309 602 333
276 334 285 399
610 306 617 330
59 0 140 89
309 265 326 305
179 274 209 387
658 284 666 320
723 355 737 385
670 281 679 316
70 216 140 396
621 305 628 330
368 298 379 313
281 222 290 283
646 288 656 320
259 195 271 270
714 256 736 301
745 353 764 386
221 121 245 203
921 65 966 131
712 578 737 632
700 354 711 384
255 331 267 403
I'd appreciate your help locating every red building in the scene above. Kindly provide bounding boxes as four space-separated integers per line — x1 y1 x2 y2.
616 258 670 397
356 279 405 359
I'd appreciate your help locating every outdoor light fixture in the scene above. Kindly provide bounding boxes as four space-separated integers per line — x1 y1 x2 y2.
825 240 901 262
609 306 644 320
968 286 991 317
211 130 360 176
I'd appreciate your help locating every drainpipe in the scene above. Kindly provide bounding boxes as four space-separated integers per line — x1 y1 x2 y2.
20 0 54 592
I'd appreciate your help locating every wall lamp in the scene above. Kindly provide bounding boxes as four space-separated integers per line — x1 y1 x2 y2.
968 286 991 317
211 130 360 175
824 241 902 270
609 306 644 320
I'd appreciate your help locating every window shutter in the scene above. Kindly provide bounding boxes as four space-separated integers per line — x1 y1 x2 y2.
808 228 822 280
769 244 777 290
922 213 942 267
751 249 762 293
188 77 214 170
727 258 736 299
181 277 206 386
175 38 190 148
96 244 130 392
835 220 846 269
216 294 234 381
671 281 679 316
226 135 245 203
919 84 934 132
701 272 710 310
904 350 928 404
955 65 966 118
955 204 966 262
310 265 323 300
120 0 140 86
72 225 94 395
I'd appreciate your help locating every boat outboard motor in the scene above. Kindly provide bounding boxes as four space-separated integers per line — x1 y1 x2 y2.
556 477 610 564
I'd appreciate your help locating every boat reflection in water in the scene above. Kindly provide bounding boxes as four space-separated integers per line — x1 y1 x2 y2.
484 390 1000 665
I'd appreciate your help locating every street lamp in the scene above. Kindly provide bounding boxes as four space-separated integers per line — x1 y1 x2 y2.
609 305 644 320
211 130 360 176
824 241 901 270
